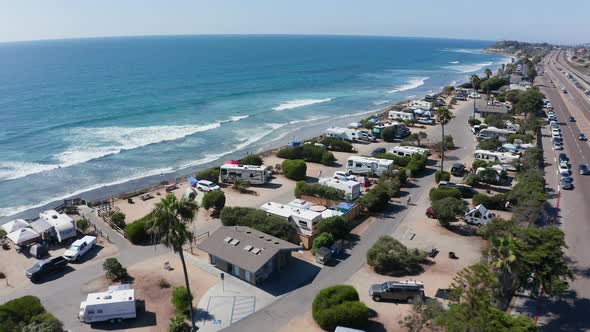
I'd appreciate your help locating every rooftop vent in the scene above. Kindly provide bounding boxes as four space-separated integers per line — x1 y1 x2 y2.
230 239 240 246
224 237 233 243
244 245 253 251
251 248 261 255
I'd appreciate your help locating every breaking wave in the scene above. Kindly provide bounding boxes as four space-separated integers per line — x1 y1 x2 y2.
272 98 333 111
388 77 429 93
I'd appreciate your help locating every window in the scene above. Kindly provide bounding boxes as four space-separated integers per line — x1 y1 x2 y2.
245 271 251 282
233 265 240 277
348 160 353 167
97 310 103 313
210 255 217 264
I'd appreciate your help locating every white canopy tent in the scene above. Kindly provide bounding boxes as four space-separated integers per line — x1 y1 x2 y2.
1 219 29 233
7 228 41 246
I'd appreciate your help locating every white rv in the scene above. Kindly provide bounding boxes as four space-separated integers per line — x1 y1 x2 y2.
79 284 136 323
318 177 361 200
476 127 516 140
260 202 322 236
409 100 433 110
389 146 430 157
464 204 494 226
39 210 76 243
474 150 520 171
219 164 272 185
325 127 374 142
388 111 415 121
346 156 394 177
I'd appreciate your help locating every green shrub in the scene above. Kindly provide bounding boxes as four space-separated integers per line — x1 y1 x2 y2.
196 168 220 183
477 168 502 185
232 180 252 194
103 258 127 281
435 170 451 183
472 159 496 170
124 216 152 244
312 285 369 331
0 296 45 328
478 138 503 151
282 159 307 181
406 153 427 177
22 313 63 332
320 151 336 165
429 187 462 202
169 314 190 332
375 153 411 167
367 236 427 274
311 233 335 255
239 154 263 166
359 185 390 212
202 191 226 211
432 197 466 227
111 211 126 229
172 286 193 317
277 145 335 165
76 218 90 233
315 216 348 239
468 118 482 126
220 207 293 241
294 181 345 201
477 218 518 239
473 193 507 210
320 137 353 152
381 126 397 142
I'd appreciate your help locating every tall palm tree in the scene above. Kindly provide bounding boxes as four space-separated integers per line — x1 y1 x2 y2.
148 193 199 330
435 107 454 172
470 74 480 90
488 237 517 308
484 68 493 79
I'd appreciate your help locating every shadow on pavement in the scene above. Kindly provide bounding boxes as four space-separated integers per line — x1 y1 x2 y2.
540 290 590 332
90 300 157 330
257 257 321 297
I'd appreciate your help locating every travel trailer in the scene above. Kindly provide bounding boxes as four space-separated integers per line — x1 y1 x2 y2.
260 202 323 236
79 284 136 323
372 122 410 139
409 100 433 110
39 210 76 243
476 127 516 140
318 177 361 200
389 146 430 157
346 156 394 177
325 127 375 142
464 204 495 226
219 164 272 185
388 111 415 121
474 150 520 171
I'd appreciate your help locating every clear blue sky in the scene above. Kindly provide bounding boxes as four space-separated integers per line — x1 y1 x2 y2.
1 0 588 44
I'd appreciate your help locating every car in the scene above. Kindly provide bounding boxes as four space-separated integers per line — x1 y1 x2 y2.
579 133 587 141
450 163 465 176
570 116 576 122
553 140 563 150
370 147 386 156
425 207 436 219
369 281 424 303
559 164 570 176
561 176 574 190
560 159 569 168
579 164 589 175
196 180 221 192
559 153 568 162
26 256 68 282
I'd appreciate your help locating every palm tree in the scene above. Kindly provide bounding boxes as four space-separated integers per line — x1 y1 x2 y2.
435 107 454 172
484 68 493 79
470 74 480 90
148 193 199 330
488 237 517 308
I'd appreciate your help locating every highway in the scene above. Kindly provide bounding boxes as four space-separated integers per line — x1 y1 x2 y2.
535 50 590 331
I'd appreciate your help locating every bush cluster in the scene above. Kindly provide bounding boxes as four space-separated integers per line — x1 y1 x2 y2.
319 137 354 152
312 285 369 331
277 145 336 165
0 296 63 332
103 258 128 281
312 216 349 254
473 193 508 210
358 170 402 212
468 118 482 126
433 135 455 152
124 214 153 244
110 211 126 229
196 168 220 183
282 159 307 181
311 233 335 255
367 236 427 274
429 187 462 202
435 170 450 183
432 197 466 226
76 218 90 233
472 159 497 171
294 181 345 201
374 153 411 167
507 134 534 144
507 169 546 207
172 286 193 317
220 207 294 241
478 137 503 151
381 126 397 142
202 191 226 211
239 154 263 166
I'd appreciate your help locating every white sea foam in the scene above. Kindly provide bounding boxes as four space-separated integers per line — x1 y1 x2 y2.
57 123 221 167
272 98 333 111
443 48 484 55
444 62 493 73
373 100 391 106
449 61 460 64
388 77 429 93
0 162 59 181
220 115 250 123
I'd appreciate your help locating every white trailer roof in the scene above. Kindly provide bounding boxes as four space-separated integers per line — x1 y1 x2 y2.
220 164 268 171
348 156 394 166
260 202 321 221
85 288 135 306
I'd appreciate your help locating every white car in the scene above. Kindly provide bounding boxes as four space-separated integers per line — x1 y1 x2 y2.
196 180 221 192
560 159 569 168
553 141 563 150
559 164 570 176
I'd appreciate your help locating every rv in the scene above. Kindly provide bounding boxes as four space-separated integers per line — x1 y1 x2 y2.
389 146 430 157
346 156 394 177
79 284 136 323
476 127 516 140
325 127 375 142
409 100 433 110
39 210 76 243
260 202 323 236
318 177 361 200
464 204 494 226
388 111 415 121
474 150 520 171
372 122 410 139
219 164 272 185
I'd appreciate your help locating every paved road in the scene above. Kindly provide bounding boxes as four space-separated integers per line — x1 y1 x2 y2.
223 101 477 332
533 50 590 331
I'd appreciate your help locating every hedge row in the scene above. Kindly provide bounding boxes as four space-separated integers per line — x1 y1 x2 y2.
294 181 345 201
277 144 336 165
358 170 402 212
0 296 63 332
473 193 507 210
124 214 153 244
429 187 462 202
319 137 354 152
220 207 294 241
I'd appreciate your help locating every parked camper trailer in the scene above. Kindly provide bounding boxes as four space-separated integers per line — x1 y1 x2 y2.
389 146 430 157
39 210 76 243
79 284 136 323
474 150 520 171
409 100 433 110
318 177 361 200
388 111 415 121
260 202 322 236
325 127 375 142
372 122 410 139
464 204 494 226
346 156 394 177
476 127 516 140
219 164 271 185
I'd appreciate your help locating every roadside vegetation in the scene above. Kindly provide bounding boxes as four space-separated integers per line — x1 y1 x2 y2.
220 207 293 241
366 236 428 275
0 296 64 332
277 144 336 166
312 285 369 331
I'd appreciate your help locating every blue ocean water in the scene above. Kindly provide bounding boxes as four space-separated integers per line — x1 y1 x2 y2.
0 35 508 217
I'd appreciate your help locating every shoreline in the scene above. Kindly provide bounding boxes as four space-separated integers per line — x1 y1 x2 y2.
0 61 507 223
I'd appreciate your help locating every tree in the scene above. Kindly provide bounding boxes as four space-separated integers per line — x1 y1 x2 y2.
239 154 263 166
470 74 481 90
405 132 428 147
400 299 445 332
381 126 397 142
282 159 307 181
366 236 427 275
202 191 226 212
315 216 348 239
431 197 466 227
443 85 455 95
196 168 219 183
111 211 126 229
312 233 335 255
103 258 128 281
312 285 369 331
485 68 493 79
488 237 518 308
147 193 199 330
478 137 502 151
435 108 454 172
76 218 90 233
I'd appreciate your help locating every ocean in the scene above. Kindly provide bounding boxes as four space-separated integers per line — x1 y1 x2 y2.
0 35 509 219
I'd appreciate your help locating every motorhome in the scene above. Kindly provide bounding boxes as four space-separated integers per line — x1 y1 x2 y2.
318 177 361 200
388 111 415 121
260 202 322 236
325 127 375 142
389 146 430 157
79 284 136 323
474 150 520 171
346 156 394 177
219 164 272 185
409 100 433 110
476 127 516 140
372 122 410 139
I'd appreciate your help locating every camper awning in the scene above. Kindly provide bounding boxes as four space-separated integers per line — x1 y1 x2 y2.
1 219 29 233
7 228 40 246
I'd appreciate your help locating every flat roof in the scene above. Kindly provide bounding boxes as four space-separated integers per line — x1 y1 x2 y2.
198 226 301 273
261 202 321 220
85 289 135 306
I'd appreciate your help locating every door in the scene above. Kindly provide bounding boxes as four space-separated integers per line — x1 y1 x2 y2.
245 271 251 283
233 265 240 277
